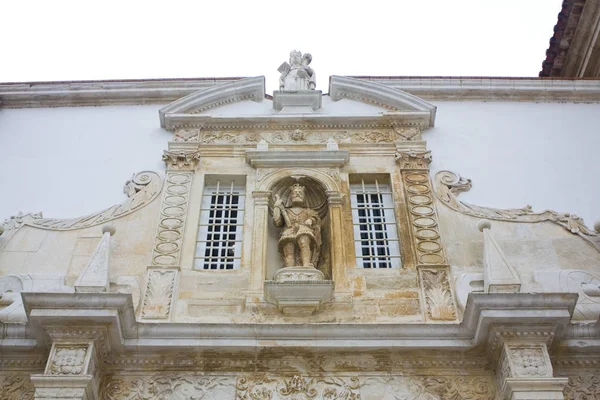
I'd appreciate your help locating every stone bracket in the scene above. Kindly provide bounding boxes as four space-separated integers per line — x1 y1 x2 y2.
264 280 334 316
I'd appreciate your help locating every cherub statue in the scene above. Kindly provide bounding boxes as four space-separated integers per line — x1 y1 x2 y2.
272 184 322 268
278 50 316 91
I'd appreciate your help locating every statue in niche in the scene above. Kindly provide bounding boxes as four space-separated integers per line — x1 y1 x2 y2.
278 50 316 91
273 184 322 268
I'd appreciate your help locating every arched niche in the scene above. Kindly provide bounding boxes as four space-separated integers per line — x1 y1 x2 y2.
251 168 345 287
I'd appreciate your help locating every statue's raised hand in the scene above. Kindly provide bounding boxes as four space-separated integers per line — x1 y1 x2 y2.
273 194 283 208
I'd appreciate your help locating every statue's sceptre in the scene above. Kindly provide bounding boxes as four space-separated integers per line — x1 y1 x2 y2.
273 194 291 227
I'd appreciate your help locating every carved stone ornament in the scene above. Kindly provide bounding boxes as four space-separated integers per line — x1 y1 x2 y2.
140 269 177 320
162 150 201 171
278 50 316 91
434 170 600 252
16 171 162 231
198 129 410 145
564 375 600 399
395 150 432 169
419 267 457 321
48 347 88 375
102 374 236 400
0 374 35 400
174 128 200 142
236 375 359 399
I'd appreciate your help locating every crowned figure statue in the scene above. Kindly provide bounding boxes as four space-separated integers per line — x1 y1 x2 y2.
278 50 316 91
272 184 322 269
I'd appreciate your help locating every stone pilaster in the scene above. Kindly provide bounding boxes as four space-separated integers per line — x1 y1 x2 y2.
496 342 568 399
31 342 99 400
327 190 347 289
140 148 200 321
249 190 271 292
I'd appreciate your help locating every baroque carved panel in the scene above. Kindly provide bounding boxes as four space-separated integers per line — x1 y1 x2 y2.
419 267 457 321
140 269 178 320
359 376 496 400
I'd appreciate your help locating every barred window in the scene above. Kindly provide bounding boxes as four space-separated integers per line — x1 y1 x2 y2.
350 179 401 268
195 177 245 270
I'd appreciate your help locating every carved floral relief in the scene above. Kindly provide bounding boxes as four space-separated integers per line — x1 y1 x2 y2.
236 375 360 400
0 375 35 400
140 269 177 320
101 374 236 400
564 375 600 399
48 346 88 375
420 268 457 321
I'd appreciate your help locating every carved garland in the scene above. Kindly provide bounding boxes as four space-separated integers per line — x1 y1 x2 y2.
433 170 600 252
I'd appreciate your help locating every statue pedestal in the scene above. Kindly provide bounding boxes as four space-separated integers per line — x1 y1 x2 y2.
273 90 322 112
265 267 333 316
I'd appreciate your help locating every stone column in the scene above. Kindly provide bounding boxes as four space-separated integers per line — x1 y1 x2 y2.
496 341 568 399
327 190 347 289
30 341 99 400
250 190 271 292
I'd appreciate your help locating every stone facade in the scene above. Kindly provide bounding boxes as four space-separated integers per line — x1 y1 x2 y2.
1 72 599 399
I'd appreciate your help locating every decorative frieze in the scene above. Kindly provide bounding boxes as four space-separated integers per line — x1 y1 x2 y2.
419 267 457 321
177 128 421 145
140 269 178 320
162 150 201 171
236 375 360 399
101 374 236 400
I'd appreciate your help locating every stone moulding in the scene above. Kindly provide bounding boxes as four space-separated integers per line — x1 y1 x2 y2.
2 171 163 232
433 170 600 252
245 150 349 168
159 76 265 129
329 76 437 127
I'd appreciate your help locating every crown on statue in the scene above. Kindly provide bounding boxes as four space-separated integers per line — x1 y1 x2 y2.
291 183 305 193
290 50 302 58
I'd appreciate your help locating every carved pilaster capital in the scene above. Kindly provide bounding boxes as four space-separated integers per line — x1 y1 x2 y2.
162 150 201 171
253 190 272 206
395 150 432 170
326 190 344 206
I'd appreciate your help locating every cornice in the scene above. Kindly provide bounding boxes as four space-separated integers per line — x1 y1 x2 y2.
352 76 600 102
0 77 245 108
3 76 598 109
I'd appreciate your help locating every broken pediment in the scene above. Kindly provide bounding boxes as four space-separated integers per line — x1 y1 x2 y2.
159 76 437 131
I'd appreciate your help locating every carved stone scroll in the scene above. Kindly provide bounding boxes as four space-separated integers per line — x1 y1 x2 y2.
23 171 162 231
419 267 458 321
564 375 600 399
434 170 600 253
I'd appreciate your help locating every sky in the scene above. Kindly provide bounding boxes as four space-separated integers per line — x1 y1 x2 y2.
2 0 562 93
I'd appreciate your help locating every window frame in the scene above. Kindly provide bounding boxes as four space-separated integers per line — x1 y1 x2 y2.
194 176 246 270
350 178 402 269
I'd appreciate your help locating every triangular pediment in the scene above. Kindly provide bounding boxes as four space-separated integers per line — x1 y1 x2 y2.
159 76 436 130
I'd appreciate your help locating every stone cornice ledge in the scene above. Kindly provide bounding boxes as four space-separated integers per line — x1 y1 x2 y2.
11 292 582 354
0 78 246 108
354 77 600 102
246 150 349 168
